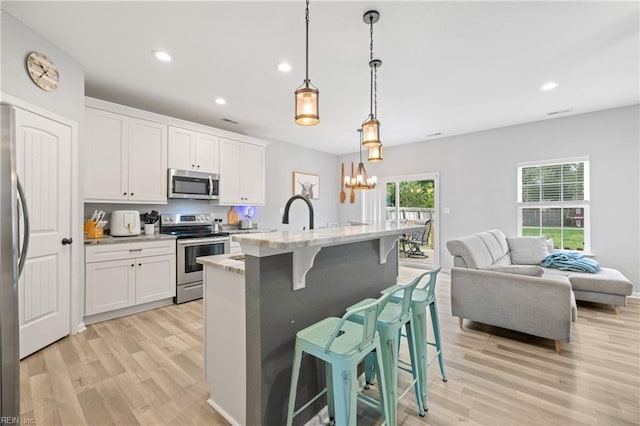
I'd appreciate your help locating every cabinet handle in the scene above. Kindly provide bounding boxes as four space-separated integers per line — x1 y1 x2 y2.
130 193 134 196
197 165 200 168
138 263 142 266
129 249 142 252
123 192 127 196
192 164 195 168
131 264 134 267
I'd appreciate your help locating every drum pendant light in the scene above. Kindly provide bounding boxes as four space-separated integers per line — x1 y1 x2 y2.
345 129 377 190
295 0 319 126
361 10 382 148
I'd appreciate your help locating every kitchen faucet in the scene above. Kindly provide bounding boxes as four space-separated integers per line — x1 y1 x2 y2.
282 194 314 230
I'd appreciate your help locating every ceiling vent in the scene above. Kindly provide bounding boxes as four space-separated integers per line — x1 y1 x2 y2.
221 118 239 125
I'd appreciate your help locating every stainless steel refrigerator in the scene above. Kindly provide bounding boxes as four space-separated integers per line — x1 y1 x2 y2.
1 103 29 421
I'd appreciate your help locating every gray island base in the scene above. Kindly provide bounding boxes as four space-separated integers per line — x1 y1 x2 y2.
198 223 423 425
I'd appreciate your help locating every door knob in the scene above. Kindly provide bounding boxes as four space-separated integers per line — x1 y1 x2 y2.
62 237 73 245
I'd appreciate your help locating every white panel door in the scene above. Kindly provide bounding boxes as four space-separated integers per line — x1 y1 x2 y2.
15 108 72 359
128 118 167 203
135 254 176 304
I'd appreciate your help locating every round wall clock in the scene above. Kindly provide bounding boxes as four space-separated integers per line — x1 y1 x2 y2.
26 51 59 91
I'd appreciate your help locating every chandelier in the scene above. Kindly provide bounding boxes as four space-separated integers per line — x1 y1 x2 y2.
294 0 319 126
361 10 382 148
345 129 377 190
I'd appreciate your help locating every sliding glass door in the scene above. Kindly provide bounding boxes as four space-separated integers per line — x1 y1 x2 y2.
367 173 439 267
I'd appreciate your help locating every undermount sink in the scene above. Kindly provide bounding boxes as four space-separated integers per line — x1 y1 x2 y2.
229 254 245 261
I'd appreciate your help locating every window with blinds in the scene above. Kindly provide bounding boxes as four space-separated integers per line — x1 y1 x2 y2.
518 159 590 252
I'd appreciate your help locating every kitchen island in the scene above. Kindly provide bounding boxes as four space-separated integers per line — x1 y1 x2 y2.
197 223 423 426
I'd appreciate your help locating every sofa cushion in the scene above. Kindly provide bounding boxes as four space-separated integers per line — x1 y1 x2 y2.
507 236 549 265
477 231 511 266
479 265 544 277
446 235 495 268
567 267 633 296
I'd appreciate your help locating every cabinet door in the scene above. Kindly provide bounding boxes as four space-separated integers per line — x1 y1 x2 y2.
136 254 176 304
86 259 136 315
168 126 196 171
218 138 241 205
85 108 128 201
128 118 168 203
195 133 219 174
240 144 265 205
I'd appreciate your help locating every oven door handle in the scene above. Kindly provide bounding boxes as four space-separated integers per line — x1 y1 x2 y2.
177 237 230 246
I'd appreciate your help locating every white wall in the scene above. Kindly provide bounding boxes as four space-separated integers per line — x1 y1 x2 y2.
261 140 339 230
1 10 86 330
339 105 640 290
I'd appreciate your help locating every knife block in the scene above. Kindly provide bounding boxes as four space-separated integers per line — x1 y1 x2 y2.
84 220 103 239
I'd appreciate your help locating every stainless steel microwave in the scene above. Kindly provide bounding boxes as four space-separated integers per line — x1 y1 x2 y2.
168 169 219 200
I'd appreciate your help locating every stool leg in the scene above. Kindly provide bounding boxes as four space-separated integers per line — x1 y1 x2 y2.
429 300 447 382
411 302 428 409
328 361 354 425
377 325 398 426
286 346 304 426
325 363 335 422
364 352 376 388
374 337 391 426
405 320 426 416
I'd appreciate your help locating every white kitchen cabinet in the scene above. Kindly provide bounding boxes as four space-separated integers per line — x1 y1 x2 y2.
168 126 219 174
85 240 176 317
219 138 265 206
85 258 136 315
85 108 167 203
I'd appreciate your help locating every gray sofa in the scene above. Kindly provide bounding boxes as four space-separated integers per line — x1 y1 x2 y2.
446 230 577 352
446 229 634 352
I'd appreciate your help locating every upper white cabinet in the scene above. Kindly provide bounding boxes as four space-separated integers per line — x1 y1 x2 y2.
85 108 167 203
168 126 219 174
219 137 265 206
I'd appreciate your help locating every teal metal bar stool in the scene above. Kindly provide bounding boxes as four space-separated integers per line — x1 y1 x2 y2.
391 266 446 411
286 292 392 426
350 275 428 424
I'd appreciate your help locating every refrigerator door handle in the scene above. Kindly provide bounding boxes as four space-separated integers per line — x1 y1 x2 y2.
17 177 29 277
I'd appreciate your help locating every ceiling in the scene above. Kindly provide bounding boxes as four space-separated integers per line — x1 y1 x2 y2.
3 1 639 155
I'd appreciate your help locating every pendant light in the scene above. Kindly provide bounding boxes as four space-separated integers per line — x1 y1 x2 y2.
295 0 319 126
368 144 383 162
345 129 377 190
361 10 381 148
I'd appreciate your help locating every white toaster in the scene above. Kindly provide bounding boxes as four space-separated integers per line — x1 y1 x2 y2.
110 210 141 236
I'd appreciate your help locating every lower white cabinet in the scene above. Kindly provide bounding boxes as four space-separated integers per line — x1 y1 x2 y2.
85 240 176 316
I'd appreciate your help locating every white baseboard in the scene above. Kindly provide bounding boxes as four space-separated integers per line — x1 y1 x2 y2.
631 292 640 299
83 298 174 325
207 399 241 426
72 322 86 334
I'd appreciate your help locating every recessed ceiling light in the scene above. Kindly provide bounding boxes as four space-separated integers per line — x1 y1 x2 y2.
215 97 227 105
153 50 172 62
276 62 292 73
540 81 558 91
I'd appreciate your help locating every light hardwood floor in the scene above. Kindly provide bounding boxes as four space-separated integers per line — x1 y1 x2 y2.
20 268 639 425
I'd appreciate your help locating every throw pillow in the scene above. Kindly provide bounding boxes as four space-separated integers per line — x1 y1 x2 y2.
478 265 544 277
507 236 549 265
546 238 555 253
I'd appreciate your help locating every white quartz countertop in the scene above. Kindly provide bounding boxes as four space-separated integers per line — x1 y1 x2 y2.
231 222 424 250
197 253 246 275
84 233 177 245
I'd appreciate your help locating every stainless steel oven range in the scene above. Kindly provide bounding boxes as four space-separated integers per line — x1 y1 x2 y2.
160 213 229 303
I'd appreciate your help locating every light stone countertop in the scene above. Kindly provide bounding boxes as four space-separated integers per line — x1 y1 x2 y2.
84 233 177 245
224 228 277 235
197 253 246 275
231 222 424 250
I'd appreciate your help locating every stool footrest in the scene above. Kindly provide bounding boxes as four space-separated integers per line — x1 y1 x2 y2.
357 391 384 412
293 388 328 418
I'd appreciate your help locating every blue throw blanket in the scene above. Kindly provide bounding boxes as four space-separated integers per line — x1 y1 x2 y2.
541 252 600 273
